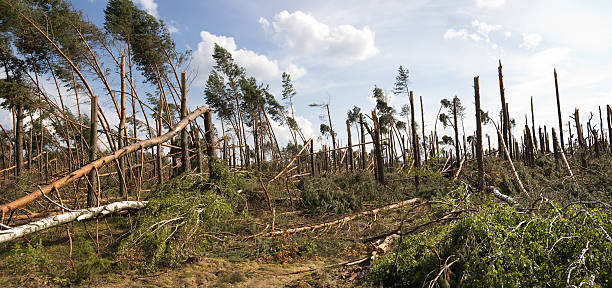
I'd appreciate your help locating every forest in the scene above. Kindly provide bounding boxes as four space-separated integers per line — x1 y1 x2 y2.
0 0 611 287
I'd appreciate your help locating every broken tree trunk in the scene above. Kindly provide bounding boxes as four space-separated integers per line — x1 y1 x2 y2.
0 201 147 244
180 72 191 173
372 110 385 184
86 95 98 208
474 77 485 192
245 198 422 239
410 91 420 190
0 106 210 215
554 68 565 151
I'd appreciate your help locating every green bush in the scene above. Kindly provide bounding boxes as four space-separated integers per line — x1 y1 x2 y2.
118 161 244 272
5 239 55 276
368 200 612 287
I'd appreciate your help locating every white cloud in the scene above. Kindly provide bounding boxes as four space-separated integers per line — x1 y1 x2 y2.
167 25 179 34
132 0 159 18
192 30 307 83
472 20 502 35
504 31 512 39
269 115 316 147
443 29 468 40
260 10 379 65
444 20 505 50
520 33 542 49
475 0 506 8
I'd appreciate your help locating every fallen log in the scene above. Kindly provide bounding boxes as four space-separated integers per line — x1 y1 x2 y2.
245 197 422 239
0 201 147 244
0 106 210 215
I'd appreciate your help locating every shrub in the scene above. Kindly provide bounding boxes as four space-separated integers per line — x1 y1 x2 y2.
368 200 612 287
118 161 243 272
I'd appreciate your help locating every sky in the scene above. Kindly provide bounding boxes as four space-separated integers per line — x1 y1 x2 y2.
3 0 612 150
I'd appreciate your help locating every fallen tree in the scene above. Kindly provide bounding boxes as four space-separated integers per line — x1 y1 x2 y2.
0 105 210 215
245 197 423 239
0 201 147 244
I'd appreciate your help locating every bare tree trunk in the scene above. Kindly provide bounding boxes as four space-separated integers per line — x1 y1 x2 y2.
372 110 384 184
531 96 537 152
310 139 315 177
87 96 98 207
474 77 484 192
453 97 460 168
498 60 509 149
15 102 24 177
118 55 127 198
346 120 354 171
326 105 337 171
180 72 191 173
554 69 565 151
360 115 366 170
420 96 427 165
203 111 215 172
410 91 420 190
157 90 163 185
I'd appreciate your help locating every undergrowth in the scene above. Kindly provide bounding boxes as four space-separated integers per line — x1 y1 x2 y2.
117 160 248 272
368 198 612 287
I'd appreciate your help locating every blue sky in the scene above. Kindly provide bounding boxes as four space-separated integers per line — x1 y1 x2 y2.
4 0 612 149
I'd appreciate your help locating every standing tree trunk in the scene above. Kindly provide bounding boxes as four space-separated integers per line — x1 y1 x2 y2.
118 55 127 198
372 110 384 184
326 105 337 171
310 139 315 177
87 96 98 207
203 111 215 172
410 91 420 190
156 89 164 185
453 97 460 168
554 69 565 151
346 120 354 171
360 115 366 170
15 102 24 177
531 96 537 153
474 77 485 192
420 96 427 165
498 60 509 150
180 72 191 173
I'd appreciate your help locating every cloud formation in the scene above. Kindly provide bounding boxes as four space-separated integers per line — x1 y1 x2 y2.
132 0 159 18
520 33 543 49
475 0 506 8
259 10 379 66
192 30 306 84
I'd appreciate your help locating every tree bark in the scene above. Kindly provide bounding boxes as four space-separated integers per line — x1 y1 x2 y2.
87 96 98 207
410 92 420 189
0 201 147 244
0 106 211 215
474 77 485 192
180 72 191 173
15 102 24 177
554 69 565 151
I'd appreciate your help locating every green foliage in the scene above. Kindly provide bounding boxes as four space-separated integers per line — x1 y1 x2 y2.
72 237 112 283
297 172 391 214
368 201 612 287
118 161 244 272
5 239 55 276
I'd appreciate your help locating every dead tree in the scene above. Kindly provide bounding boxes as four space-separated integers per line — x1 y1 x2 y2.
371 110 385 184
410 91 420 190
474 76 485 192
498 60 509 151
420 96 427 165
554 69 565 151
180 72 191 173
203 111 215 172
87 96 98 207
453 97 460 168
346 120 354 171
